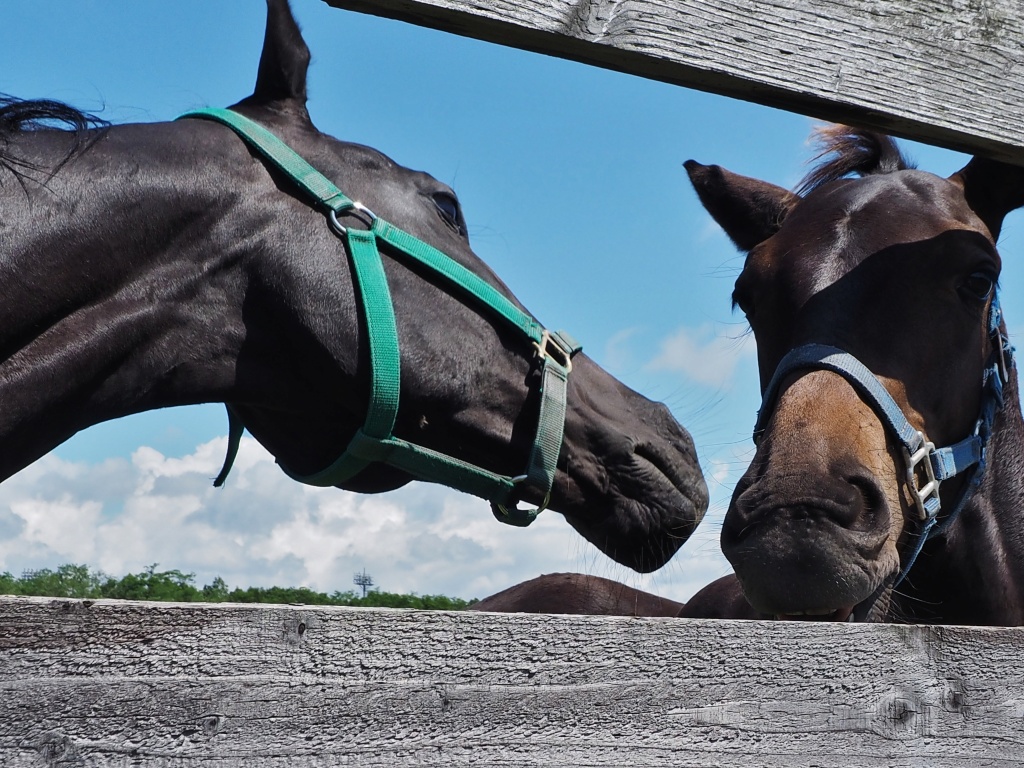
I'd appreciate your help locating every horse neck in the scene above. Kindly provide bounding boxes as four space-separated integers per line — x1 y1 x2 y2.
899 367 1024 625
0 124 253 479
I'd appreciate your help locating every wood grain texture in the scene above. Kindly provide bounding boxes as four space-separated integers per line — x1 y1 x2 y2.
2 597 1024 766
321 0 1024 164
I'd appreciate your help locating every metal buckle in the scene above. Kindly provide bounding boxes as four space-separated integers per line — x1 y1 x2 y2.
328 201 377 236
493 474 551 524
996 336 1011 386
903 432 940 521
533 330 574 373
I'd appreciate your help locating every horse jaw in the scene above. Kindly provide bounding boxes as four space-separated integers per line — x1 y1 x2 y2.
233 351 709 574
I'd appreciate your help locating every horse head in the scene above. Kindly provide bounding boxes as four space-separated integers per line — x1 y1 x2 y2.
686 126 1024 620
0 0 707 572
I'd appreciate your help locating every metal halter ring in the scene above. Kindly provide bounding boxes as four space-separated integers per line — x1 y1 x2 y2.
328 201 377 236
494 474 552 517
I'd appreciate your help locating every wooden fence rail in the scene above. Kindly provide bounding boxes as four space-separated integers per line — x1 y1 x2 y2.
5 3 1023 766
324 0 1024 164
2 596 1023 766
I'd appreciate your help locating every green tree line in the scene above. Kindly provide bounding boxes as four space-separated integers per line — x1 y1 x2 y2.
0 564 477 610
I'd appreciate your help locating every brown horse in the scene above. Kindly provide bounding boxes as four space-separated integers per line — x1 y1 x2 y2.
682 127 1024 625
471 573 685 617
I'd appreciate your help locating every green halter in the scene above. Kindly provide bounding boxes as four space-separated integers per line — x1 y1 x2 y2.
178 108 580 526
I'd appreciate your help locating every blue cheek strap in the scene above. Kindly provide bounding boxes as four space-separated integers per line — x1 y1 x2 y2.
754 294 1012 586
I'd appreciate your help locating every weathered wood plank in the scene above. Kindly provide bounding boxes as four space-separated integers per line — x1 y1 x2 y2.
321 0 1024 164
2 597 1024 766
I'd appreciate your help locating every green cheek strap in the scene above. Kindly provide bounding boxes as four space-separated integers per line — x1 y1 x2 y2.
185 108 581 525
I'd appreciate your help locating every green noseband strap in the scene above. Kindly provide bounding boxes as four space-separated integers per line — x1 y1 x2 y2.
181 108 581 525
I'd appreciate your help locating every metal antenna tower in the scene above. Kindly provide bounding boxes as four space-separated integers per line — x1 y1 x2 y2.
353 568 374 598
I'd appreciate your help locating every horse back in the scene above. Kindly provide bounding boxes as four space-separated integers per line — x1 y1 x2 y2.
470 573 685 617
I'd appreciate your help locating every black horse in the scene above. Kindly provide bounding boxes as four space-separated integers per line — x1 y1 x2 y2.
682 126 1024 624
0 0 707 573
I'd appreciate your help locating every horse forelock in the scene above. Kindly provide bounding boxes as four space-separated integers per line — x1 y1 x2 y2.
796 124 915 197
0 94 107 175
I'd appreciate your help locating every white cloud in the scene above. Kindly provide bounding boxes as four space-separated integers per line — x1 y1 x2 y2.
602 326 642 372
0 436 731 603
646 323 754 388
9 495 101 563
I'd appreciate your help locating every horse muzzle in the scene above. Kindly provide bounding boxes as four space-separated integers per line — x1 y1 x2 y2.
557 371 709 572
722 467 899 618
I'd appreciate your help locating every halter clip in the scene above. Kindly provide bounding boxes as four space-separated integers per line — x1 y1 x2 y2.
534 330 577 373
903 433 940 521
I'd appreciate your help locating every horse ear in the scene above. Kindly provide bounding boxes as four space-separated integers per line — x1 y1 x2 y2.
248 0 310 110
949 157 1024 242
684 160 799 251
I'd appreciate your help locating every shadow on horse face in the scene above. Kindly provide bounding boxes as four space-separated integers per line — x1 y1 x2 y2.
686 128 1024 622
0 0 707 572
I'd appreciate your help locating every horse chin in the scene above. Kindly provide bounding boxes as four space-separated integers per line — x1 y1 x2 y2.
561 507 690 572
851 578 895 622
773 579 894 623
726 516 900 620
558 450 708 573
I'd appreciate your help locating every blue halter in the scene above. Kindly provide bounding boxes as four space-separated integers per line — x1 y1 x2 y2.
754 294 1012 586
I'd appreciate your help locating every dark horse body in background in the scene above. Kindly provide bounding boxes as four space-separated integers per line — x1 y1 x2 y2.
470 572 685 617
682 127 1024 624
0 0 707 572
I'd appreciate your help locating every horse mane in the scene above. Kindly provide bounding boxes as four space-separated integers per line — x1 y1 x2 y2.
796 124 915 196
0 94 107 176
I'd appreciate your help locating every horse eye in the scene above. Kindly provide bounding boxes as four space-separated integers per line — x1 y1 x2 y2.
962 272 996 301
732 291 754 318
432 192 463 233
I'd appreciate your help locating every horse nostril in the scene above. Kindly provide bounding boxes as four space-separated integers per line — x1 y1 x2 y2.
724 465 889 544
843 472 888 532
723 481 766 541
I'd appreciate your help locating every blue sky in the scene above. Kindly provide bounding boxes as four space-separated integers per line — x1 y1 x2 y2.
3 1 1021 601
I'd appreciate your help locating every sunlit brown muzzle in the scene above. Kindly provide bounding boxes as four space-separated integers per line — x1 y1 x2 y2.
722 370 904 616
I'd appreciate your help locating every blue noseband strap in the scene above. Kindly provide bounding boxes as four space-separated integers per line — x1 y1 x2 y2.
755 294 1011 586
